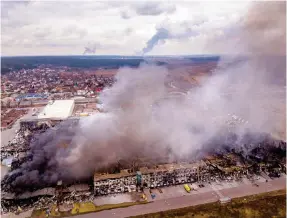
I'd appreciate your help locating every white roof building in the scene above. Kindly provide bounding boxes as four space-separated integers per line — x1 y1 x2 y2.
38 100 74 119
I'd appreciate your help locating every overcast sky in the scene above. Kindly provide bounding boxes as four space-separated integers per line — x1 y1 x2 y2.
1 1 252 56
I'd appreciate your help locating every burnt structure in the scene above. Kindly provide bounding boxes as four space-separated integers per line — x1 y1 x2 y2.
1 120 286 214
92 138 286 196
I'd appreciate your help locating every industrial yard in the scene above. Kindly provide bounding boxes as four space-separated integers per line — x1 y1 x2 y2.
2 175 285 218
1 1 286 218
1 63 286 217
1 68 286 217
1 112 286 216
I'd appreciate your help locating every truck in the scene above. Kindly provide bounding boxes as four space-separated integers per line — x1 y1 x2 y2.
184 184 191 193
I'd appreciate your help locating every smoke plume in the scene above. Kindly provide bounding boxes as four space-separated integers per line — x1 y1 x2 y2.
83 43 99 55
142 27 170 54
6 2 286 188
142 20 204 54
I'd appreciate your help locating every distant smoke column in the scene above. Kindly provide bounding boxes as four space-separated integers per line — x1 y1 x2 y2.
141 21 202 55
142 28 170 54
83 44 97 55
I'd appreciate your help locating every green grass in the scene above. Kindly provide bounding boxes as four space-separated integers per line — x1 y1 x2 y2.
130 189 286 218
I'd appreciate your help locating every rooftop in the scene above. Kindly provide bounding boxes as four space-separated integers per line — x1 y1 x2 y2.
94 161 206 182
38 100 74 119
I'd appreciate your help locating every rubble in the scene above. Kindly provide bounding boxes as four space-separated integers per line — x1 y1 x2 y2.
93 139 286 196
1 120 56 163
1 119 286 215
1 184 94 215
1 196 55 214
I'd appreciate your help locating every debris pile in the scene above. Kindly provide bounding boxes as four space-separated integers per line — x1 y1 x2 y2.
1 183 94 215
93 139 286 196
1 121 54 163
1 118 286 215
1 196 55 214
1 129 31 163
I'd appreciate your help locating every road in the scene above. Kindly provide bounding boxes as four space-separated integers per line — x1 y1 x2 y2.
77 176 286 218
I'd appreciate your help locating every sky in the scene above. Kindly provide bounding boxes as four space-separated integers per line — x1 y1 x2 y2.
1 0 252 56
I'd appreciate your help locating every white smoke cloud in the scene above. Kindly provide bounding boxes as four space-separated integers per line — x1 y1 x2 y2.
6 2 285 188
64 1 286 176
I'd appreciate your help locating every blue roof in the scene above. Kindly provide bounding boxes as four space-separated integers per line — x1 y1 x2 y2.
16 93 48 100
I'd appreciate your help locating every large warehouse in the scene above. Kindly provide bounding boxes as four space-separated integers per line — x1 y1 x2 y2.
38 100 75 119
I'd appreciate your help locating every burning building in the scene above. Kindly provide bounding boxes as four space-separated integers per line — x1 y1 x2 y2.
93 162 206 195
1 2 286 214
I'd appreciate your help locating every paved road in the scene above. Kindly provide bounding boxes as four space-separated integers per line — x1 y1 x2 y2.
77 177 286 218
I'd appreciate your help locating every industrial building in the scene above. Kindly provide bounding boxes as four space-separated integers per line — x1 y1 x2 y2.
38 100 75 119
93 162 206 195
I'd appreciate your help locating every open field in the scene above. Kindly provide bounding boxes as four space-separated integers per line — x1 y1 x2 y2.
131 189 286 218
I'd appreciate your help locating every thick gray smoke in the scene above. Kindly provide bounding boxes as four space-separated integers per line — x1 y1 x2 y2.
9 2 286 187
215 1 286 137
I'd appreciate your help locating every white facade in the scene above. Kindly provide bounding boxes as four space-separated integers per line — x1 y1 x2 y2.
38 100 74 119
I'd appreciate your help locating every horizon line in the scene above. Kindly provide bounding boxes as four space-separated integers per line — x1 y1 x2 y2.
1 54 221 58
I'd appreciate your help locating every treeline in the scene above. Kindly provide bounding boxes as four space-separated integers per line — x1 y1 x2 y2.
1 55 221 74
1 56 147 73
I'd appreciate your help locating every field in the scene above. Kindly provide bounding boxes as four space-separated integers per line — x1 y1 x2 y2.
131 189 286 218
